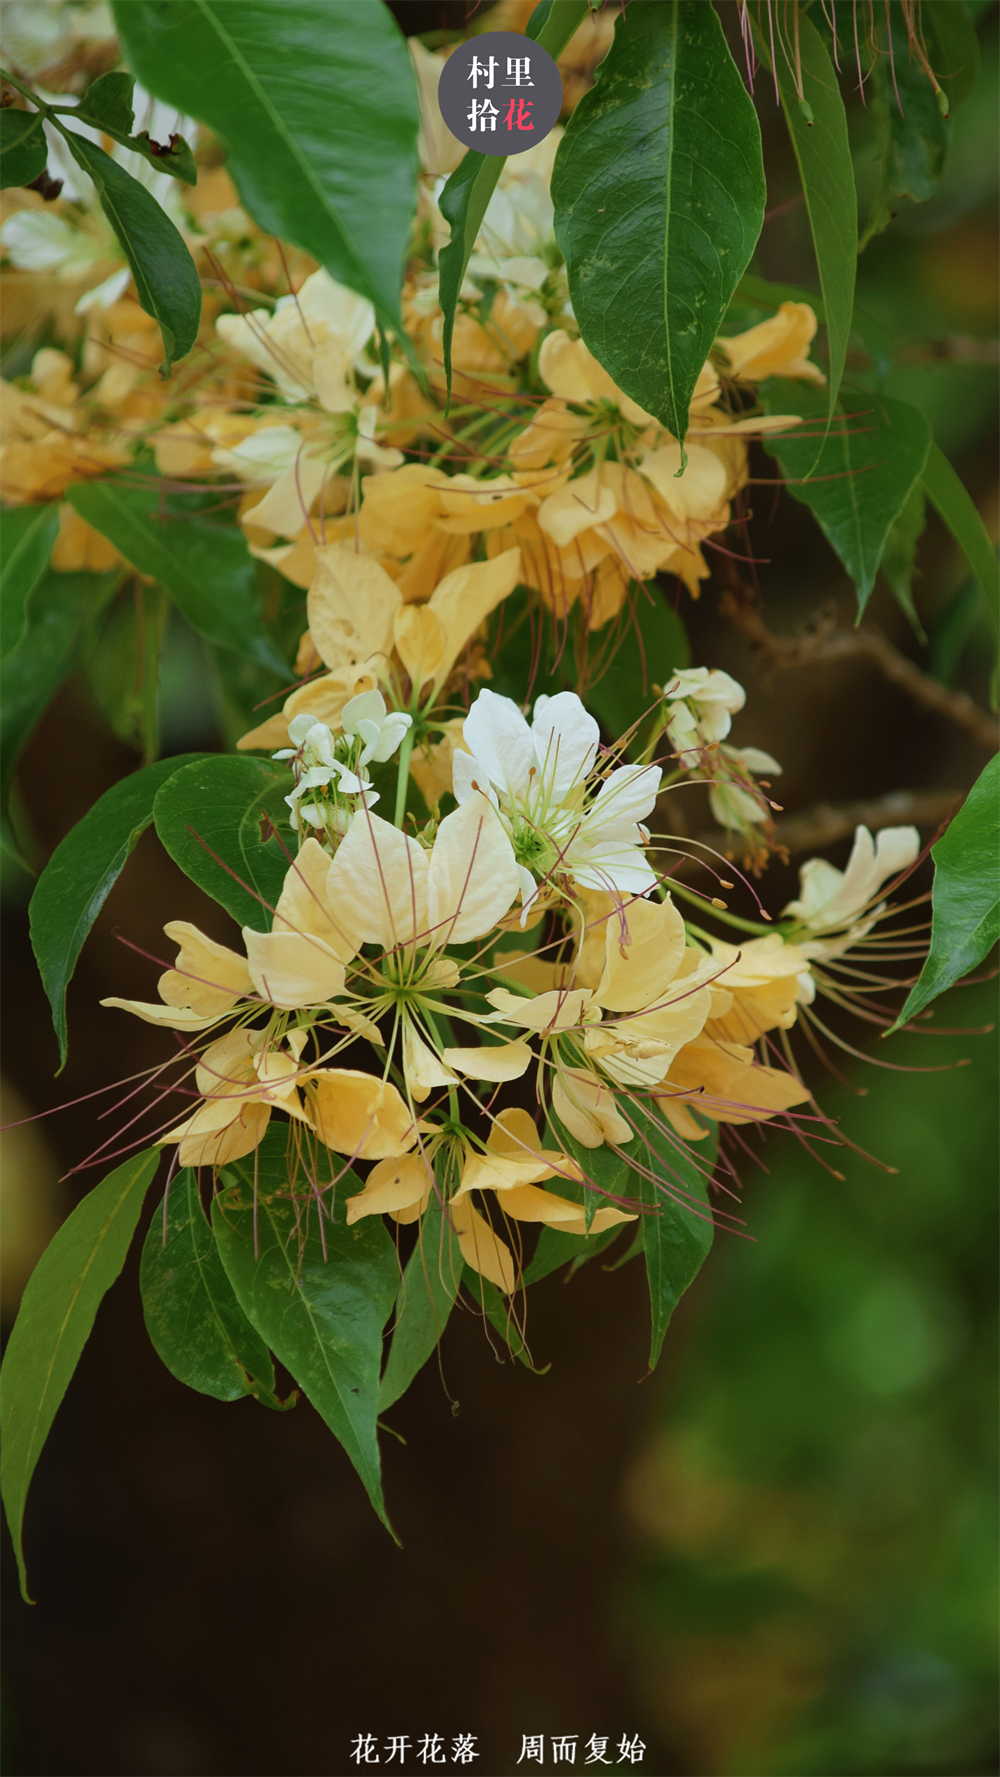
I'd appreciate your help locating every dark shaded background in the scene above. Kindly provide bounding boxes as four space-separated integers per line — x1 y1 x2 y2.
2 5 997 1774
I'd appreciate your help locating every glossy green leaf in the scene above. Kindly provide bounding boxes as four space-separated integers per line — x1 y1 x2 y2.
113 0 418 330
861 6 951 248
379 1191 462 1413
1 1146 160 1601
892 756 999 1030
29 750 208 1070
0 568 116 866
630 1106 715 1369
212 1130 399 1534
438 0 589 395
921 443 1000 643
760 10 857 417
52 125 200 370
0 503 59 659
880 484 927 641
552 0 765 445
141 1170 289 1407
152 753 291 930
587 590 690 753
0 107 48 189
522 1220 624 1287
925 0 981 112
69 70 197 183
65 480 287 674
762 382 932 614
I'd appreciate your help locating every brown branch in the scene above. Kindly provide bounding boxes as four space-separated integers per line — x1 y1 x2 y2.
670 786 963 879
720 592 999 753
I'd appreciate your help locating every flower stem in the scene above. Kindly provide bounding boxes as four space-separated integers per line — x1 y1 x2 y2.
393 726 414 827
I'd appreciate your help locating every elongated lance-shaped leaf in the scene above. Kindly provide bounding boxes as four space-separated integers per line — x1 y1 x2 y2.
29 752 210 1070
212 1131 400 1536
69 70 197 183
629 1106 715 1370
153 754 291 931
890 757 999 1032
0 107 48 189
522 1220 625 1287
379 1191 462 1413
53 125 200 371
65 481 288 675
762 383 932 615
0 504 59 660
113 0 418 333
438 0 589 398
1 1147 161 1602
552 0 765 447
880 485 928 642
141 1171 291 1409
921 443 1000 645
757 10 857 420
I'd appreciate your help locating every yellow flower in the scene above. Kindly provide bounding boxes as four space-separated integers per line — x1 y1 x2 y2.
655 1033 810 1140
719 301 825 385
702 934 814 1046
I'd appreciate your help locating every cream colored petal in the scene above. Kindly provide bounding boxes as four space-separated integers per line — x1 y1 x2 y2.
496 1183 635 1233
485 985 591 1033
638 442 729 518
345 1153 434 1223
537 466 617 548
402 1022 457 1103
163 1099 272 1170
100 997 226 1031
425 796 520 945
393 603 446 692
195 1026 257 1096
449 1195 516 1293
552 1067 633 1148
426 546 521 690
325 809 429 950
273 837 361 961
247 455 328 539
307 1068 420 1160
243 927 346 1009
306 540 402 670
593 895 687 1013
441 1041 533 1083
158 920 253 1015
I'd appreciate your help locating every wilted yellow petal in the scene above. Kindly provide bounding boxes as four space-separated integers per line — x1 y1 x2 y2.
497 1183 635 1234
100 997 225 1031
157 921 253 1015
537 466 617 548
243 928 346 1009
162 1099 271 1169
403 1022 457 1103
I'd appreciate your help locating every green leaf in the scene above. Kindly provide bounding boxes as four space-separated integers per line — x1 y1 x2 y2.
65 480 287 673
552 0 765 445
925 0 982 113
758 10 857 417
550 1109 632 1232
762 382 932 614
0 107 48 190
522 1220 624 1287
630 1105 715 1369
0 567 116 866
1 1146 160 1601
141 1170 289 1407
378 1190 462 1413
52 126 200 370
0 503 59 660
212 1129 399 1534
461 1266 538 1370
587 589 690 753
891 757 999 1030
83 582 169 761
880 484 927 641
438 0 589 394
861 5 951 249
152 753 292 931
28 751 210 1070
921 443 1000 643
733 272 895 383
112 0 419 331
71 70 198 183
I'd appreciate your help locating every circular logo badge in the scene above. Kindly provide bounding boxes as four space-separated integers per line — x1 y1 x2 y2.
437 31 563 158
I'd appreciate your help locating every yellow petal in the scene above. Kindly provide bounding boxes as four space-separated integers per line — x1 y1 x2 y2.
393 603 447 691
449 1195 516 1293
593 895 687 1013
346 1153 434 1223
325 810 429 950
243 928 346 1009
486 985 591 1033
100 997 226 1031
402 1022 457 1103
306 540 402 671
537 466 617 548
552 1067 633 1148
273 837 360 961
426 796 520 945
441 1041 533 1083
163 1099 272 1169
426 546 521 691
157 920 253 1015
496 1183 635 1234
307 1068 420 1159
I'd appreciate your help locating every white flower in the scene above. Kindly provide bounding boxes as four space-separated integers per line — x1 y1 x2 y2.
216 268 374 409
453 688 661 918
275 695 412 835
784 824 920 935
341 689 412 766
665 667 746 756
708 745 782 834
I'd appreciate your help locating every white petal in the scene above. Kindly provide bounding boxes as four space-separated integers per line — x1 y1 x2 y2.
462 688 535 800
530 690 599 800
